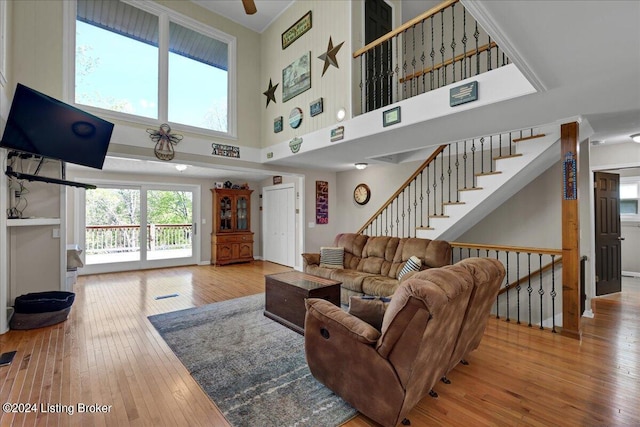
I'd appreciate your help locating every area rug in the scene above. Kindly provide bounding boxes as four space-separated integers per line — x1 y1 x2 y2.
147 293 357 427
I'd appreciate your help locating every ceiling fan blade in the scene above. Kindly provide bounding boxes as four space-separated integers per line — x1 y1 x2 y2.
241 0 257 15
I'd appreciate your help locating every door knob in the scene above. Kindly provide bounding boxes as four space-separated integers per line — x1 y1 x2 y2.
617 237 625 240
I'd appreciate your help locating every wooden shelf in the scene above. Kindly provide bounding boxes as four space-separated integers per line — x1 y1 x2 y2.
7 217 61 227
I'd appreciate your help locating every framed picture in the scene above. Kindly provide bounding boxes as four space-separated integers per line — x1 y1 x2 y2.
282 52 311 102
383 106 401 127
316 180 328 224
273 176 283 185
310 98 323 117
281 11 312 50
274 116 283 133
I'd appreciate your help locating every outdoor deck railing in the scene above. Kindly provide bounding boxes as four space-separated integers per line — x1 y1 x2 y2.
85 224 192 254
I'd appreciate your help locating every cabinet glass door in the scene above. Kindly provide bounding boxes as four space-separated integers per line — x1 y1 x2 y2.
220 196 233 231
236 196 248 230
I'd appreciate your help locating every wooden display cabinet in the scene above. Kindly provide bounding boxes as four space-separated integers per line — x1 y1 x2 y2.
211 188 254 265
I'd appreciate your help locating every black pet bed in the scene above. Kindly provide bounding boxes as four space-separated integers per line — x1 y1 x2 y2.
10 291 75 330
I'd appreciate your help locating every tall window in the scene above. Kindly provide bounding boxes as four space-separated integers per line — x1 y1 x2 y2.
74 0 234 135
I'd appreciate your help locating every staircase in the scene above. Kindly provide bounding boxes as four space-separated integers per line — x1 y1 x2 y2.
359 123 561 240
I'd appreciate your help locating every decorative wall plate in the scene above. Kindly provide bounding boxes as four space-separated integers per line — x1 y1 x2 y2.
289 107 303 129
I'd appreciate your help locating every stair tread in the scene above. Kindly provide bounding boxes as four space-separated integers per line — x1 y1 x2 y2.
513 133 546 143
494 153 523 160
476 171 502 176
429 215 450 218
458 187 483 192
416 226 435 231
443 201 466 206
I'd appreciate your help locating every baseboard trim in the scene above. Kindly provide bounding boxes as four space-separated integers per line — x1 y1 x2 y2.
622 271 640 278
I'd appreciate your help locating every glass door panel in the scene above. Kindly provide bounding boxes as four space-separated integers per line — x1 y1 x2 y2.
220 196 232 231
146 190 193 261
236 196 248 231
85 187 141 265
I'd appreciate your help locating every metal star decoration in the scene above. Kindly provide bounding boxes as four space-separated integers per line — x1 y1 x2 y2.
318 36 345 76
263 79 278 108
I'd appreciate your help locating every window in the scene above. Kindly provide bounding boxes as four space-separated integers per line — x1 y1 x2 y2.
620 179 639 219
72 0 235 136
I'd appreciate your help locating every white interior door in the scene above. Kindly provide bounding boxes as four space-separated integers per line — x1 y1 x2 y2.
263 184 295 267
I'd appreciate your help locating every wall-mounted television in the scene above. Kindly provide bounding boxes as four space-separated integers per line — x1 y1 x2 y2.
1 83 114 169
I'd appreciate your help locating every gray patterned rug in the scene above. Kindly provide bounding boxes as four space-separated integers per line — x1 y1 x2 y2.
148 293 357 427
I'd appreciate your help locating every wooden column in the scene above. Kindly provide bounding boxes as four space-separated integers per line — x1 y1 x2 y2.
561 122 581 339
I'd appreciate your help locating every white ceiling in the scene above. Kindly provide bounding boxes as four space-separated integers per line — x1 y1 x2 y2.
192 0 295 33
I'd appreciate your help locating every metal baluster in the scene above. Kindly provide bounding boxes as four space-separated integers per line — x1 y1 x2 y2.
471 139 477 188
527 253 533 327
538 254 545 330
490 135 494 173
447 144 452 203
402 190 406 238
450 3 456 83
487 35 492 71
462 8 468 80
420 21 426 94
390 202 394 236
551 255 558 332
505 251 510 322
402 30 408 101
455 142 460 201
426 164 431 227
433 158 438 215
395 37 400 103
372 47 377 110
509 131 514 156
360 55 365 114
430 16 435 91
480 137 485 174
440 151 445 213
474 22 480 75
463 140 468 189
396 196 400 237
411 25 416 97
419 171 424 228
385 207 388 236
440 9 446 86
499 134 503 158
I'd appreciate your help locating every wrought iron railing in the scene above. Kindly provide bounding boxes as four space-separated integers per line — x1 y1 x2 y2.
86 224 192 255
358 128 545 238
451 242 563 333
353 0 510 114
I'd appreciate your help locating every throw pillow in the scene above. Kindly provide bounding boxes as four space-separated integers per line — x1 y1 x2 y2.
319 246 344 269
397 255 422 280
348 295 391 330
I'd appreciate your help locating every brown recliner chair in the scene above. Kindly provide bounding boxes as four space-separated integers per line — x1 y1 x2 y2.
304 262 478 427
441 257 506 383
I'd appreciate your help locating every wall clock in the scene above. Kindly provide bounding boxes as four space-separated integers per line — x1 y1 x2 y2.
353 183 371 205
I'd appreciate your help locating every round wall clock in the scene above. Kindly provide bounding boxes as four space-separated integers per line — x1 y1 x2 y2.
353 183 371 205
289 107 303 129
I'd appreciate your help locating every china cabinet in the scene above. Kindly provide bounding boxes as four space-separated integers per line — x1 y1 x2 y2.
210 188 253 265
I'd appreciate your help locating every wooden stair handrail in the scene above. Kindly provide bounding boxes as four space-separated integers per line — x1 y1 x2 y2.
353 0 459 59
496 257 563 296
400 42 497 83
357 145 448 234
450 242 563 256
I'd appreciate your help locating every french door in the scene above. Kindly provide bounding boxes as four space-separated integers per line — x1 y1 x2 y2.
80 183 199 274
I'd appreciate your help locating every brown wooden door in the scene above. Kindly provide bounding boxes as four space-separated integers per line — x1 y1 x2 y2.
365 0 392 112
594 172 622 295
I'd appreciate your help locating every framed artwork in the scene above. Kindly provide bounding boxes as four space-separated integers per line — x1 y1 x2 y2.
282 52 311 102
310 98 324 117
383 106 401 127
274 116 283 133
273 176 283 185
316 180 328 224
282 11 312 50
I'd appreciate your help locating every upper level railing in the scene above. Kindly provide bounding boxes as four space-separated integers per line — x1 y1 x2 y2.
358 127 545 238
353 0 509 114
86 224 192 254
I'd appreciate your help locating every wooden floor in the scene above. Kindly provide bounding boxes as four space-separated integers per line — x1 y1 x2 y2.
1 262 639 426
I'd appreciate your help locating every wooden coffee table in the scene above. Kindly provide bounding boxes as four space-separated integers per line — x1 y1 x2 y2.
264 271 341 334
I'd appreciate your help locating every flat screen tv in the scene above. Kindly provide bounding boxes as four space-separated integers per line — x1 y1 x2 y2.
1 83 114 169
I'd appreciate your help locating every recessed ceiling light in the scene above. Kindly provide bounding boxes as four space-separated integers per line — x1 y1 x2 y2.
355 163 368 170
631 133 640 143
175 164 187 172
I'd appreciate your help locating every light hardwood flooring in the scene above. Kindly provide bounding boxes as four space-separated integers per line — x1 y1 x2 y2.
1 262 639 426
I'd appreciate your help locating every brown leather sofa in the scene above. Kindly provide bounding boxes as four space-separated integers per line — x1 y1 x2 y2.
304 257 505 427
302 233 452 305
